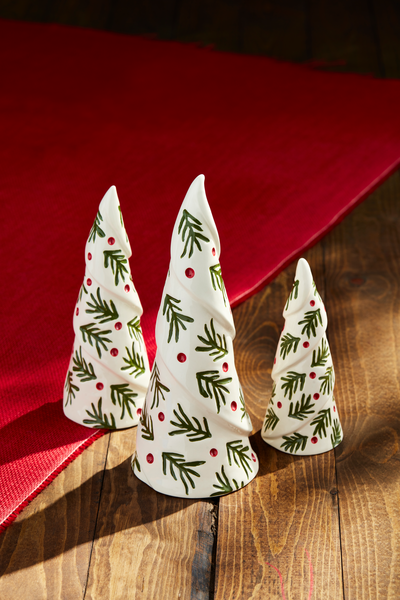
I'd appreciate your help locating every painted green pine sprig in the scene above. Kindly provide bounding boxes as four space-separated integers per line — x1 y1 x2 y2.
80 323 112 359
83 398 117 429
195 318 228 361
149 362 170 409
85 287 119 323
121 343 146 378
64 371 79 406
72 347 97 382
163 294 194 343
110 383 138 420
162 452 206 496
196 370 232 413
178 209 210 258
226 440 253 478
104 249 129 286
209 263 227 306
169 403 212 442
210 465 244 497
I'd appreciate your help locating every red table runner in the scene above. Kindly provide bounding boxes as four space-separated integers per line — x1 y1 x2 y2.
1 19 400 531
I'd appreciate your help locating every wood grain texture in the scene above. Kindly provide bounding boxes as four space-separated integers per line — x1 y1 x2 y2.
215 247 343 599
0 433 110 600
325 171 400 599
84 429 216 600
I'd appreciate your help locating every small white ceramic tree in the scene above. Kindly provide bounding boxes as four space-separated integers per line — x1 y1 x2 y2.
132 175 258 497
262 258 343 454
63 186 150 429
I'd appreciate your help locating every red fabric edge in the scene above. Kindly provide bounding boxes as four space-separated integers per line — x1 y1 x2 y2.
0 429 106 534
231 157 400 307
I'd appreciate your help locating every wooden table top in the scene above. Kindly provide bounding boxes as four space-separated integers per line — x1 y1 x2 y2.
0 2 399 598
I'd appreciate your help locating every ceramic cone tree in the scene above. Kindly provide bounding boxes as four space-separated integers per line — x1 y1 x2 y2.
63 186 150 429
262 258 343 454
132 175 258 497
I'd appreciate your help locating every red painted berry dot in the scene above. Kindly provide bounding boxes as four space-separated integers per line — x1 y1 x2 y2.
231 401 237 411
212 248 216 256
333 406 336 412
110 348 119 357
124 284 130 292
136 408 142 416
87 252 92 260
277 401 282 409
185 267 195 278
222 362 229 372
96 382 104 390
311 436 318 444
87 278 92 286
251 453 257 462
313 393 320 400
115 322 122 330
75 307 79 316
146 453 154 464
177 353 186 363
108 237 115 245
274 357 277 364
210 448 218 457
310 300 315 307
310 371 316 379
303 341 310 348
158 412 165 421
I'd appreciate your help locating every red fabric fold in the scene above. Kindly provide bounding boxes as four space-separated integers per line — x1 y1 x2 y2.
1 19 400 529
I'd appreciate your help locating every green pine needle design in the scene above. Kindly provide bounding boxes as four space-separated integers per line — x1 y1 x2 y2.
280 333 301 359
226 440 253 479
64 371 79 406
319 366 334 395
78 283 88 302
285 279 299 310
210 264 227 306
195 318 228 361
264 406 279 431
132 452 141 472
169 403 212 442
311 338 330 367
312 280 322 301
331 418 342 448
210 465 244 497
83 398 117 429
110 383 138 420
85 287 119 323
281 371 306 400
104 249 129 286
149 362 170 409
80 323 112 359
178 209 210 258
127 316 143 344
117 205 124 227
72 347 97 382
88 209 106 243
239 387 249 421
288 393 315 421
121 343 146 378
298 309 322 339
163 294 194 343
196 370 232 413
270 383 276 405
311 408 332 438
162 452 206 496
280 432 308 453
140 404 154 441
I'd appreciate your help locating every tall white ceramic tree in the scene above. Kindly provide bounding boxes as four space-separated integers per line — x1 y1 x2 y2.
262 258 343 454
132 175 258 497
63 186 150 429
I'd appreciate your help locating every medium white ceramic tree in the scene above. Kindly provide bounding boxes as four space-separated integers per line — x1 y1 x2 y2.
63 186 150 429
132 175 258 497
262 258 343 454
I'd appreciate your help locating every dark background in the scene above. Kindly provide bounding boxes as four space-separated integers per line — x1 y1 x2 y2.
0 0 399 78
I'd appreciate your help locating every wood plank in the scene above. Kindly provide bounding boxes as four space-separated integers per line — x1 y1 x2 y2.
307 0 382 74
215 246 344 599
0 433 110 600
373 0 400 78
325 170 400 599
174 0 242 52
84 428 216 600
241 0 308 62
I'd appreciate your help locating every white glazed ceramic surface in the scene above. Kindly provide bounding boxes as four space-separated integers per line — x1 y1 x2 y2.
262 258 343 455
63 186 150 429
133 175 259 498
